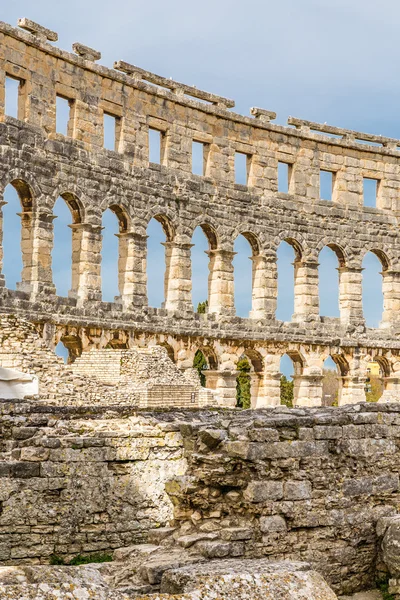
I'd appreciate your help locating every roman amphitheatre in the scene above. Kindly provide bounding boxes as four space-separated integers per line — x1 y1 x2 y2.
1 15 400 600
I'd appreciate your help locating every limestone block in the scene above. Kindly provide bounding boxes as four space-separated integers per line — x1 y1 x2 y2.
160 559 338 599
378 515 400 576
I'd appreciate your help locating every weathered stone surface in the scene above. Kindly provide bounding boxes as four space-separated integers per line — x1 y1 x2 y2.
0 565 130 599
160 559 338 599
377 515 400 576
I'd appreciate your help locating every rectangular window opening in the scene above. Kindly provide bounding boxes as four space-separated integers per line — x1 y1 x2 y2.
103 112 121 151
320 170 334 201
235 152 248 185
192 140 206 176
278 161 291 193
363 177 379 207
56 95 74 136
5 75 23 119
149 127 165 164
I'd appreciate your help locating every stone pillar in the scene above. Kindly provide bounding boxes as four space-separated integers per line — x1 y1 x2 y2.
207 249 235 316
338 267 364 326
163 240 193 313
339 375 367 405
293 372 323 407
69 223 102 303
249 372 262 408
116 232 148 308
380 376 400 403
381 270 400 329
24 209 56 297
249 255 277 320
256 370 281 407
205 369 238 407
293 259 319 322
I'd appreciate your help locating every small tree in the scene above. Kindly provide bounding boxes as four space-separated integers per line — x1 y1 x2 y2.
280 375 294 407
193 350 207 387
236 357 251 409
197 300 208 314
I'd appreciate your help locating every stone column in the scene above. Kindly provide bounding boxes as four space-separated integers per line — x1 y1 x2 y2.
293 259 319 322
24 209 56 297
207 249 236 316
249 255 277 320
249 372 262 408
338 267 364 326
163 240 193 313
205 369 238 407
381 270 400 329
339 375 367 405
255 370 281 407
116 232 148 309
380 376 400 403
69 223 102 303
293 372 323 407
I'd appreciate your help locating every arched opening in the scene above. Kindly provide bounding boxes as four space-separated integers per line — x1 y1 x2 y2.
191 224 217 313
236 354 251 408
276 239 301 322
159 342 175 363
2 181 33 290
322 356 340 406
280 354 295 407
362 251 387 327
193 349 207 387
55 341 69 364
236 349 263 408
319 246 342 318
191 226 212 313
101 206 128 302
365 358 385 402
52 194 81 297
233 234 254 318
146 215 174 308
280 351 303 406
56 334 82 364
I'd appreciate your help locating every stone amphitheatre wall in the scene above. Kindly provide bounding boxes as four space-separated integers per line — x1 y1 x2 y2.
2 18 400 407
0 402 399 595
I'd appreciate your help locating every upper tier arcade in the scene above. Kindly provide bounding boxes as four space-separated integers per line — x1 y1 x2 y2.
1 17 400 407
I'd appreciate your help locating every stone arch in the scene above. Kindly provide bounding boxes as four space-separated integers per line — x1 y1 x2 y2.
368 248 390 271
362 250 388 328
1 178 36 290
57 333 82 364
0 169 41 209
188 221 220 312
158 341 176 363
275 236 306 322
101 203 131 302
145 209 177 242
273 232 306 260
49 182 88 222
196 345 218 370
187 217 221 250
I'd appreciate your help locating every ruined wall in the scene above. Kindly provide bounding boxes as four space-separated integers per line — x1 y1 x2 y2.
1 18 400 407
0 402 187 563
1 401 400 595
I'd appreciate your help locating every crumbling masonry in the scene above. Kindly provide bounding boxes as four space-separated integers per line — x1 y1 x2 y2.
1 18 400 407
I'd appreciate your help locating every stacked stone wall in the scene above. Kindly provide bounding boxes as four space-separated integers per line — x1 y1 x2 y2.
1 401 400 594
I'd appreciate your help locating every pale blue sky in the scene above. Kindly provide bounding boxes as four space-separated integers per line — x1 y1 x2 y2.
1 1 390 372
